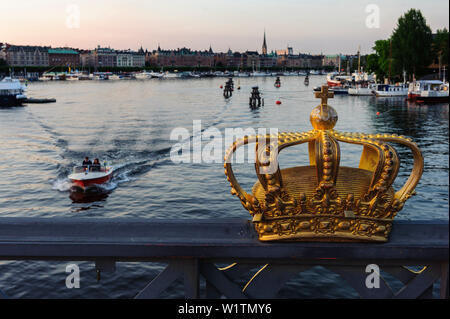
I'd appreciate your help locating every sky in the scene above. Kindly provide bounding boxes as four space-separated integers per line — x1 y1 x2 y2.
1 0 448 55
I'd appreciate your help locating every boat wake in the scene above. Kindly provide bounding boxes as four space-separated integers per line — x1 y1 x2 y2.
52 155 167 195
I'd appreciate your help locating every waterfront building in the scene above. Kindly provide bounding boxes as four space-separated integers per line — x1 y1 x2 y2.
147 47 214 68
116 50 145 67
260 52 277 68
274 46 323 69
2 45 49 66
95 47 117 68
322 54 346 68
117 51 133 67
48 48 80 67
132 48 146 67
80 46 117 69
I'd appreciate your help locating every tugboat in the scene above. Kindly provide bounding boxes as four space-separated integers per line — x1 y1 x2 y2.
0 77 27 107
69 165 114 190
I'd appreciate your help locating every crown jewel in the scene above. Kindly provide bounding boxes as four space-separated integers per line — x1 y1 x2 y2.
224 86 424 242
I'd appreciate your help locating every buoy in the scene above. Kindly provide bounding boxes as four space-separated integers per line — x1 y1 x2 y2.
276 100 282 105
376 112 380 116
220 85 223 89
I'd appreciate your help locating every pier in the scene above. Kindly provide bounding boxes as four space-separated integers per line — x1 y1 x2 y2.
249 86 262 108
223 78 234 98
0 217 447 299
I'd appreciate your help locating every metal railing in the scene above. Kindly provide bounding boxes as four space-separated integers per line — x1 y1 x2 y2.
0 217 448 299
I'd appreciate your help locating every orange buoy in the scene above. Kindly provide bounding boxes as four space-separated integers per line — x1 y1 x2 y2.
376 112 380 116
276 100 282 105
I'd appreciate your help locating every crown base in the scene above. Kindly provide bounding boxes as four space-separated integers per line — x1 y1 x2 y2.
254 215 392 242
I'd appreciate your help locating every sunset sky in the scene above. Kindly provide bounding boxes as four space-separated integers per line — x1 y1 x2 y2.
1 0 448 55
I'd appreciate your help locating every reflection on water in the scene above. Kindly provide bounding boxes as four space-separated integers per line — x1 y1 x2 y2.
69 187 110 205
0 76 447 298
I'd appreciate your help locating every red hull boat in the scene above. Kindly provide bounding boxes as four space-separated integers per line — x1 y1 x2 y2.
69 166 114 189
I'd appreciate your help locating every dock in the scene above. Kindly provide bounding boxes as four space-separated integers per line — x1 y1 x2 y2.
24 98 56 104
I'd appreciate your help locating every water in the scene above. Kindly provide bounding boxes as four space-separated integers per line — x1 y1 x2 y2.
0 76 448 298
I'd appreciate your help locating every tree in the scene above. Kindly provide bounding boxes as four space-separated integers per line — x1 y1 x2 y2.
433 28 449 67
391 9 433 80
366 39 391 81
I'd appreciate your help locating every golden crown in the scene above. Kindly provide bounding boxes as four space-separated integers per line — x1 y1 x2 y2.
224 85 424 242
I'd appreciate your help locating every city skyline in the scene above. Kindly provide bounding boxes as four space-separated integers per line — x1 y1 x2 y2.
1 0 449 55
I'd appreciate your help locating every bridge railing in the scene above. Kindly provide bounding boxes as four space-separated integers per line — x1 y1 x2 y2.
0 217 448 299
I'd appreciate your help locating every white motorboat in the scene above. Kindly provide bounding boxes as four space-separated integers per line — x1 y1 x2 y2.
327 72 351 87
150 72 165 79
0 77 27 106
135 71 153 79
251 71 268 77
69 166 114 190
108 74 120 80
164 72 178 78
65 74 79 81
348 83 377 96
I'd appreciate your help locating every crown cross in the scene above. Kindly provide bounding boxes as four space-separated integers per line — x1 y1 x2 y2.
315 85 334 106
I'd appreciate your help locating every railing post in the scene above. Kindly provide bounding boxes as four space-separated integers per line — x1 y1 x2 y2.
441 262 449 299
183 258 200 299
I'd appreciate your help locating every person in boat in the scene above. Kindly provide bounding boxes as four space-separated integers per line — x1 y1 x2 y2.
82 157 92 168
91 158 101 172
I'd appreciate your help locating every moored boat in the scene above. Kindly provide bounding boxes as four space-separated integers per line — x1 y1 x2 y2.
313 85 348 94
251 71 268 77
0 77 27 106
408 80 449 103
348 83 376 96
135 71 153 79
374 83 408 97
326 72 351 87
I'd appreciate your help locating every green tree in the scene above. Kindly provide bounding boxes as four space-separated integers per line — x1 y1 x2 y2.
366 39 391 81
432 28 449 67
391 9 433 80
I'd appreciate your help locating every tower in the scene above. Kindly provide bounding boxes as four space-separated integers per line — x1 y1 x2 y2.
262 30 267 56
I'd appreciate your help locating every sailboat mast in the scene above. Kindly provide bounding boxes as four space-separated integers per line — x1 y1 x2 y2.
357 45 361 74
338 54 341 74
388 39 392 84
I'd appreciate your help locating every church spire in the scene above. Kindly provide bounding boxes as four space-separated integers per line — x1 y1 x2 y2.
262 29 267 55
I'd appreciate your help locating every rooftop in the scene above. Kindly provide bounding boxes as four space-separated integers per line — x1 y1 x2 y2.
48 48 79 55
